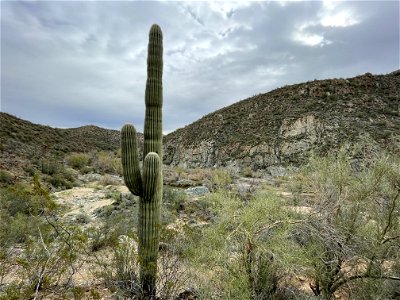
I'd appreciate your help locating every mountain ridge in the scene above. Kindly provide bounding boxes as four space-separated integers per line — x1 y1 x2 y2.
164 71 399 173
1 70 399 174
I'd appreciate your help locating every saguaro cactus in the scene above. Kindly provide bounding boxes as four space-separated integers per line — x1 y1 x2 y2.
121 24 163 298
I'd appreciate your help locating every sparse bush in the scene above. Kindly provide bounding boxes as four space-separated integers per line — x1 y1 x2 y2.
46 173 73 189
40 159 60 175
292 148 400 299
80 165 94 174
0 177 56 218
99 234 141 298
43 165 76 190
7 222 88 299
163 187 187 213
0 169 14 185
66 152 90 170
243 242 280 300
0 177 56 248
242 166 254 178
88 209 138 252
205 168 233 191
182 188 297 299
74 213 91 224
94 228 186 300
0 176 88 299
92 151 123 175
100 174 121 186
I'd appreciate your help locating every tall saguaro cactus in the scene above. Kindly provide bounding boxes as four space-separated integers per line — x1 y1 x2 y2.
121 24 163 298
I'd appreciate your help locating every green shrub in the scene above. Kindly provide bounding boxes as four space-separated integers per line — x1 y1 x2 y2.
100 174 120 186
163 187 187 213
0 169 14 185
292 149 400 299
42 165 76 190
90 151 122 175
66 153 90 170
88 210 137 252
0 177 57 247
39 159 60 175
182 189 295 299
241 166 254 178
46 174 69 189
74 213 91 224
80 166 94 174
206 168 233 191
0 180 55 217
2 222 88 299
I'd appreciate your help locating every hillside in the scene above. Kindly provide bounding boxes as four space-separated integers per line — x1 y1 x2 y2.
1 71 399 175
0 113 123 171
164 71 400 173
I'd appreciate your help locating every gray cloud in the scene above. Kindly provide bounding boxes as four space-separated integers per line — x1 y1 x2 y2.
1 1 399 133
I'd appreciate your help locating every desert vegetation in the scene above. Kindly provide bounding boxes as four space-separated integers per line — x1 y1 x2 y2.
0 142 399 299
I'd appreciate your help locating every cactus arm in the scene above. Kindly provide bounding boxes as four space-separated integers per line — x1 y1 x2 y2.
121 124 142 196
142 152 161 202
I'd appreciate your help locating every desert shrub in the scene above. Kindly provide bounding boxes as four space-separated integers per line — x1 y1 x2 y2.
0 178 56 217
241 166 254 178
65 152 90 170
0 177 57 247
243 243 280 300
0 212 34 247
94 228 186 300
2 222 88 299
74 213 91 224
79 165 94 174
39 159 61 175
204 168 233 191
182 189 297 299
23 164 37 177
0 170 14 185
88 209 137 252
163 187 187 213
46 173 74 189
97 234 141 298
100 174 121 186
91 151 123 175
292 149 400 299
0 176 89 299
43 165 76 190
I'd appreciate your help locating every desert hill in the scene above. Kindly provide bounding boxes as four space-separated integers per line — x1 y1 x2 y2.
0 113 125 172
164 71 400 173
1 71 399 175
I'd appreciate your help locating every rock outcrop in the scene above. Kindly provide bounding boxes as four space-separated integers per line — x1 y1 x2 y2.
164 71 400 173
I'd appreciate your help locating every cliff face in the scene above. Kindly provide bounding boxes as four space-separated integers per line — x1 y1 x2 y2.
164 72 400 173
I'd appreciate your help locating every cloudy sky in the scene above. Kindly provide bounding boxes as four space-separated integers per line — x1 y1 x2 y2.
1 1 399 133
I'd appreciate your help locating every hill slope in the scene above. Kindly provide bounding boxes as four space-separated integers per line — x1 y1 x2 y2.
1 71 399 175
0 113 123 171
164 71 400 173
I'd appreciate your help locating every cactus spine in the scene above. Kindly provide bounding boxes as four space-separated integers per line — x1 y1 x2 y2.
121 24 163 298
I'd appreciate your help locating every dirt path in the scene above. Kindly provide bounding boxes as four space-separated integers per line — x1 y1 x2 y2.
53 183 129 221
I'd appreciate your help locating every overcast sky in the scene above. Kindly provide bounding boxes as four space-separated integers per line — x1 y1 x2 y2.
1 1 399 133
